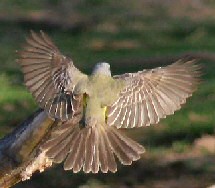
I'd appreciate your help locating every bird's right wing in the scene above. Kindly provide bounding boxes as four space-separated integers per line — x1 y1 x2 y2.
17 31 87 121
107 60 201 128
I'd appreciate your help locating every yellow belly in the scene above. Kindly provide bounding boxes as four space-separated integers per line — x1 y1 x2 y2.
82 74 125 126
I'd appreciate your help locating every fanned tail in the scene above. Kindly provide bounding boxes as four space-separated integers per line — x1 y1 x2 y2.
41 122 145 173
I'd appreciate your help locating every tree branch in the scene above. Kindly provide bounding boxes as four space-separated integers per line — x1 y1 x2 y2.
0 109 56 188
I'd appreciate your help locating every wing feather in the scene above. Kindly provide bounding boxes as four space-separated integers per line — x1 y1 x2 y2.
107 60 201 128
17 31 87 121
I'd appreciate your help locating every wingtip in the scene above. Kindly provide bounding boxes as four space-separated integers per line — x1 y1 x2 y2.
40 30 47 38
174 58 203 79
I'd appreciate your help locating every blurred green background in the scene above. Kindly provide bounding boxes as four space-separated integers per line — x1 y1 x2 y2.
0 0 214 187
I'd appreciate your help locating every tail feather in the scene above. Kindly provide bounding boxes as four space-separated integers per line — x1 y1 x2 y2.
83 128 95 173
63 132 82 170
52 141 70 163
112 128 145 156
72 132 86 173
42 114 82 149
44 126 79 163
53 128 79 163
100 127 117 172
46 136 70 162
41 129 70 150
98 133 109 172
108 130 134 165
91 128 100 173
98 126 116 173
42 123 145 173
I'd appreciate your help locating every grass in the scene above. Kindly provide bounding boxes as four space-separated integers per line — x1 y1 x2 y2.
0 1 214 187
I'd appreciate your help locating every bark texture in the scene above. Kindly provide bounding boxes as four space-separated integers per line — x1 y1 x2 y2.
0 109 56 188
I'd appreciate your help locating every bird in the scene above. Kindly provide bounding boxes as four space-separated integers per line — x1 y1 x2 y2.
17 31 201 174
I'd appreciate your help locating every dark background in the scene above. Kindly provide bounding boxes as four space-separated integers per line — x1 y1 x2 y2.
0 0 214 187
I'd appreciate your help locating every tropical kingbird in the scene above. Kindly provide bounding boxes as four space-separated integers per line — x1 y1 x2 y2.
17 31 201 173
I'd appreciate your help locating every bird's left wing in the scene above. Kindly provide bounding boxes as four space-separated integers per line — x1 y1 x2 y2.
17 31 87 121
107 60 201 128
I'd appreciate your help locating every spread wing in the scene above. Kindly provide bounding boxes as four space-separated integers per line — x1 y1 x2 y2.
17 31 87 121
107 60 201 128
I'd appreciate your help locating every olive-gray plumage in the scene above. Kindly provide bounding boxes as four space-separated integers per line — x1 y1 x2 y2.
17 31 201 173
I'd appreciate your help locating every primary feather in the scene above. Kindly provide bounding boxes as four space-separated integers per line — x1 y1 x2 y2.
107 60 200 128
17 31 87 121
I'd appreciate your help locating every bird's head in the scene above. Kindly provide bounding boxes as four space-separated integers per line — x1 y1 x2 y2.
92 62 111 76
